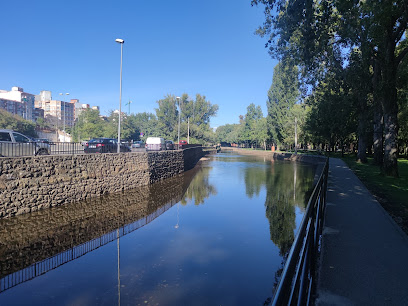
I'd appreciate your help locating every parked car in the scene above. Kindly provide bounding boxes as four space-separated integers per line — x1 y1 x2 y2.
34 138 51 144
145 137 165 151
132 140 144 148
165 140 174 150
0 129 50 157
179 140 188 149
84 138 131 153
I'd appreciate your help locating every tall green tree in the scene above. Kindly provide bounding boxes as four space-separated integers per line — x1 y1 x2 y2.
73 108 106 141
242 103 264 147
156 93 218 144
267 62 300 149
253 0 408 176
155 95 179 140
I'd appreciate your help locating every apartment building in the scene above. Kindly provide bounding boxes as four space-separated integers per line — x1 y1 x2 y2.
0 87 35 121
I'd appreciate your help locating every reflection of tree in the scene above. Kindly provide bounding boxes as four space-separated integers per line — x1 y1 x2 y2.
265 163 315 256
181 167 217 205
244 167 267 198
266 191 296 256
242 161 315 256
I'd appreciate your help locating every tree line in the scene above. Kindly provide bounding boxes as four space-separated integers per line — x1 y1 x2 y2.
248 0 408 177
69 93 218 144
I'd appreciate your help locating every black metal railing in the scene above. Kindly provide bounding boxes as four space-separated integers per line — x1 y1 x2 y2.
271 158 329 305
0 201 176 293
0 142 212 157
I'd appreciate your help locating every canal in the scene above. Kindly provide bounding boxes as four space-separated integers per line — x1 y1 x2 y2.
0 152 316 305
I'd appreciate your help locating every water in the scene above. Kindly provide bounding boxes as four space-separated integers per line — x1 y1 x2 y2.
0 153 316 305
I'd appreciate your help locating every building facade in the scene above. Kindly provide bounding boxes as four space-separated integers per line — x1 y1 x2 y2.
0 87 35 121
35 100 75 129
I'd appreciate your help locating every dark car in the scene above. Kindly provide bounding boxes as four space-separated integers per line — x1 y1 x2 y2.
132 140 144 148
165 140 174 150
84 138 131 153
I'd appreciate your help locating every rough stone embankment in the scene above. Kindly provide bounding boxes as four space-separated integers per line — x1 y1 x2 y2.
0 147 206 218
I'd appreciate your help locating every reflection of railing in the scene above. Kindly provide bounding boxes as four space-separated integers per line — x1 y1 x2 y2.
271 158 329 305
0 201 174 293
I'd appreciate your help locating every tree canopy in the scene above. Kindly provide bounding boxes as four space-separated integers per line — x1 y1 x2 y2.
253 0 408 176
0 109 37 137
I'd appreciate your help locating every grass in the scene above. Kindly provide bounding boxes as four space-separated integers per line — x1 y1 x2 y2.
334 154 408 233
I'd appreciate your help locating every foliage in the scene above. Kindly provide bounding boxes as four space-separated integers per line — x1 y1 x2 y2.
266 62 308 149
305 72 356 150
71 109 106 141
253 0 408 176
0 109 37 137
67 92 217 143
215 123 241 144
155 93 218 144
181 167 217 205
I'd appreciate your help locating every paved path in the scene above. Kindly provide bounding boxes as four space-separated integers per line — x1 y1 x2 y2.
316 158 408 305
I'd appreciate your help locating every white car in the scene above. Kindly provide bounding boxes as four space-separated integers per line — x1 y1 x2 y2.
0 129 50 157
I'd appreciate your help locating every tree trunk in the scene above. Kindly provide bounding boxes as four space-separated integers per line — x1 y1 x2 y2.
372 58 383 165
357 111 368 163
383 108 399 177
380 39 399 177
373 106 383 165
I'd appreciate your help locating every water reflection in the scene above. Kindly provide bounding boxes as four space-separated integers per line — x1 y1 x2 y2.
0 154 317 305
0 168 199 292
243 160 315 256
181 166 217 206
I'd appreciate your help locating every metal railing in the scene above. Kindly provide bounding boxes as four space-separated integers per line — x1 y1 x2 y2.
0 201 176 293
0 142 212 157
272 158 329 305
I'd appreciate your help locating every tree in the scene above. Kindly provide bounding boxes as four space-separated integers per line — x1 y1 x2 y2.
0 109 37 137
155 93 218 144
253 0 408 176
155 95 181 140
242 103 264 147
73 108 106 141
130 112 159 140
267 62 300 149
215 123 241 144
306 72 356 153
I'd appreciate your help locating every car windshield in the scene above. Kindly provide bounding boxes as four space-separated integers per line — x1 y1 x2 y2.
89 138 108 143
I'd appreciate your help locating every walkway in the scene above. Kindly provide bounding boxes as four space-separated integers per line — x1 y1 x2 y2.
316 158 408 305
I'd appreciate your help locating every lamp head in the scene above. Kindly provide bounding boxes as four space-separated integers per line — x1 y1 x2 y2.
115 38 125 44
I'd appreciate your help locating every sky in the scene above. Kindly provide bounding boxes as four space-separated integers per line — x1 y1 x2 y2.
0 0 278 128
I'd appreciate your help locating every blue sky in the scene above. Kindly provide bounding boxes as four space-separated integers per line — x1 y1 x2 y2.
0 0 277 128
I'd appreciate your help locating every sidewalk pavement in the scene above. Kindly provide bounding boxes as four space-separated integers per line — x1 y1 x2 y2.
316 158 408 305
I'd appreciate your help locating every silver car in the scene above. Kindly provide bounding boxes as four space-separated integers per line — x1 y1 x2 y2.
0 129 50 157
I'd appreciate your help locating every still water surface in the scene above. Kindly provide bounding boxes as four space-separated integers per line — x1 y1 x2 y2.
0 153 316 305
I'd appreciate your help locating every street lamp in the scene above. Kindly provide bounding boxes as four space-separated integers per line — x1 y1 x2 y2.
176 96 181 147
116 38 125 153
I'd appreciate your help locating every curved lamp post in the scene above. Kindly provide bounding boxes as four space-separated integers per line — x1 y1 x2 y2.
115 38 124 153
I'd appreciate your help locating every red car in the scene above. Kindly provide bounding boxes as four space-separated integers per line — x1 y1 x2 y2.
179 140 188 149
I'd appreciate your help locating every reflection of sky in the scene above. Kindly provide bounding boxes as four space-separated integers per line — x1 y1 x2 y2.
0 153 315 306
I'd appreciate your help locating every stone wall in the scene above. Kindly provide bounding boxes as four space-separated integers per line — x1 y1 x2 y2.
0 168 200 278
0 147 203 218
